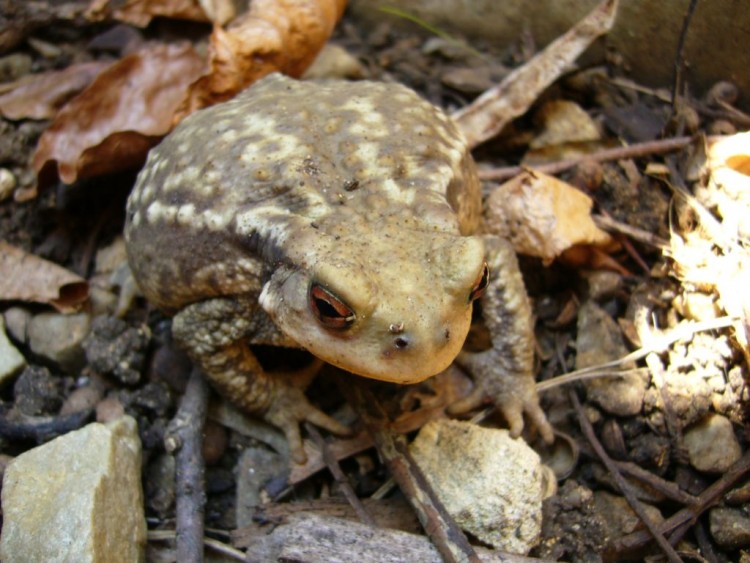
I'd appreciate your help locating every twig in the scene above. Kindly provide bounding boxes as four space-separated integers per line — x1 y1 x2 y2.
593 213 669 249
341 378 480 563
570 390 683 563
478 135 699 182
0 408 93 441
164 367 209 563
613 460 699 506
536 315 738 392
671 0 700 110
452 0 619 148
613 451 750 554
305 423 377 527
148 530 246 561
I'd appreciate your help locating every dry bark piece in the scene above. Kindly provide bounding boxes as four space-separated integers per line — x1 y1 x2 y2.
85 0 211 26
174 0 347 120
451 0 619 148
32 42 205 190
485 170 614 264
0 241 88 312
0 61 110 120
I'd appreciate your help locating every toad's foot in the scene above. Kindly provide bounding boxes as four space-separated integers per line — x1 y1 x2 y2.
449 348 553 444
263 379 352 464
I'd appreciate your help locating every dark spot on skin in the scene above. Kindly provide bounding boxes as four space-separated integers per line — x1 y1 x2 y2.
343 179 359 192
444 328 450 340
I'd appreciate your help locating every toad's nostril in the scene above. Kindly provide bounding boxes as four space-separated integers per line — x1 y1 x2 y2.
394 336 409 349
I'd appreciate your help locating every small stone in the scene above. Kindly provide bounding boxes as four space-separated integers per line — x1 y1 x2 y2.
96 396 126 423
3 307 30 344
0 315 25 385
410 419 544 554
0 416 146 562
13 365 62 416
60 385 103 416
530 100 601 149
684 413 741 473
82 316 149 385
0 168 17 201
28 312 91 373
0 53 32 82
710 507 750 550
594 491 663 540
582 270 623 301
236 447 288 528
577 301 647 416
302 43 365 80
144 453 176 518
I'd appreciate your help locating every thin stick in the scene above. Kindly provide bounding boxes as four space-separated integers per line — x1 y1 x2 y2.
478 136 697 183
165 367 210 563
341 378 481 563
613 451 750 554
571 390 683 563
306 423 377 527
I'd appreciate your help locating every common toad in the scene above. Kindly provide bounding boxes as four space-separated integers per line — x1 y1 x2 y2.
124 73 552 461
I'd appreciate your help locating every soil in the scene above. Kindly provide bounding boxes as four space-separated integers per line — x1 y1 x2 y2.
1 4 749 562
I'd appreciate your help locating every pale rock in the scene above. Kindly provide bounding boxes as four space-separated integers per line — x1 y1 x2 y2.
577 300 647 416
236 447 288 528
0 168 16 201
684 413 741 473
0 315 25 385
0 416 146 562
3 307 30 343
410 419 544 554
709 506 750 550
27 311 91 373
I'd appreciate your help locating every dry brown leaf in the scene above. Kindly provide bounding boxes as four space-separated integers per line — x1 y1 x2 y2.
0 241 88 312
0 62 110 121
485 170 615 264
32 42 205 191
175 0 347 120
86 0 211 27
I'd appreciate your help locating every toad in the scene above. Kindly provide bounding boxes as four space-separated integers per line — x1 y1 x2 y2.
125 73 552 462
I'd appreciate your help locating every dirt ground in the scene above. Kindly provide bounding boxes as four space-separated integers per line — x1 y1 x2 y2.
1 2 749 562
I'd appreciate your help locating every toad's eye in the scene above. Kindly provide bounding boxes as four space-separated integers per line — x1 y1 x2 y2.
310 283 356 329
469 263 490 302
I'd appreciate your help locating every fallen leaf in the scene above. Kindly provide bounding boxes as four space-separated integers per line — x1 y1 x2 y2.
0 61 110 121
485 170 614 264
0 241 88 312
32 42 205 190
175 0 347 120
86 0 211 26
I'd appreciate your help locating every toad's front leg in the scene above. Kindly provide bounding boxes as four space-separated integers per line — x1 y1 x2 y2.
450 236 554 443
171 296 350 463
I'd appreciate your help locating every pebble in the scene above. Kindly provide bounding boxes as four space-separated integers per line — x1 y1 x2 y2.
236 447 288 528
709 507 750 550
594 491 663 539
82 316 149 385
410 419 545 554
577 300 647 416
0 53 32 82
0 416 146 561
0 168 16 201
3 307 30 343
0 315 25 386
27 311 91 373
530 100 601 149
684 413 741 473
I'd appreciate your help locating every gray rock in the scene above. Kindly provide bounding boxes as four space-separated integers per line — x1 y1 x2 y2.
3 307 30 344
410 419 544 554
236 447 288 528
684 413 741 473
577 300 647 416
0 315 25 385
709 506 750 550
28 311 91 373
0 416 146 562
